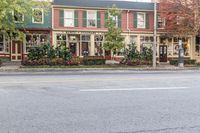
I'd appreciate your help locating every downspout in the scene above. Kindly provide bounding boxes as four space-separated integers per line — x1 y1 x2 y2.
127 10 131 33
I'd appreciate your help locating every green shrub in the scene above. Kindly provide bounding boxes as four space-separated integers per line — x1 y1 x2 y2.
169 60 178 65
0 59 2 66
170 59 196 66
83 59 106 65
184 59 196 65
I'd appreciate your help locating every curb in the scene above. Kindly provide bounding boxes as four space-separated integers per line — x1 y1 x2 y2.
1 67 200 73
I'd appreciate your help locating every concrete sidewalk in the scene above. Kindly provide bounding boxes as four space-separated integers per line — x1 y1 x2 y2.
0 65 200 73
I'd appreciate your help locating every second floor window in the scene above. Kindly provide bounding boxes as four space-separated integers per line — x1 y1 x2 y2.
87 11 97 27
13 11 24 23
109 14 118 27
157 15 165 28
137 13 145 28
32 8 44 24
64 10 74 27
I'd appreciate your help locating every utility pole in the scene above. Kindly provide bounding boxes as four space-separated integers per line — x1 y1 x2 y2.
153 0 157 69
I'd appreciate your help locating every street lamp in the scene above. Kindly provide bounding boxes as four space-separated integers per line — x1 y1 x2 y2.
153 0 157 69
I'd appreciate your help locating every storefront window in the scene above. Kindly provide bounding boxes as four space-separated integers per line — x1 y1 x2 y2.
95 35 103 56
26 33 48 52
196 36 200 56
140 36 153 52
130 35 137 44
56 34 67 46
173 37 190 56
0 33 4 52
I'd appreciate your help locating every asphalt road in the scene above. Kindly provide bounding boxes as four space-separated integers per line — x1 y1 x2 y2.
1 71 200 133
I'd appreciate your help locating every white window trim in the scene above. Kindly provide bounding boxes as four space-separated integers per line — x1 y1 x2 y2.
32 8 44 24
87 10 97 28
157 15 165 29
12 11 24 23
64 9 74 27
109 13 118 27
137 12 146 29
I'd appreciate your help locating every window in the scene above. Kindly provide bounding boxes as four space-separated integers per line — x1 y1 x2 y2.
13 11 24 23
130 35 137 44
87 11 97 27
32 8 44 24
196 36 200 56
56 34 67 46
64 10 74 27
173 37 190 56
26 33 48 52
109 14 118 27
0 33 4 52
140 36 153 52
137 13 145 28
157 15 165 28
95 35 104 56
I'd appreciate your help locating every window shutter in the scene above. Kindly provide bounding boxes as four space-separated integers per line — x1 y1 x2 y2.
134 12 137 28
83 11 87 27
97 11 101 28
118 13 122 28
59 10 64 27
74 10 79 27
146 13 149 29
104 12 108 28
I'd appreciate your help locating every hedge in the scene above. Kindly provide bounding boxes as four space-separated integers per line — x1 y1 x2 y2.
169 59 196 66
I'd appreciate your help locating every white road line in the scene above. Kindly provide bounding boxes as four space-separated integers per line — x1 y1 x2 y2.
80 87 190 92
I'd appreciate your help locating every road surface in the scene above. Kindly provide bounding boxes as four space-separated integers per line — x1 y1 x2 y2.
0 71 200 133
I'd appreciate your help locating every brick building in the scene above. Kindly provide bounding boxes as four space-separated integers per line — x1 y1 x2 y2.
52 0 196 62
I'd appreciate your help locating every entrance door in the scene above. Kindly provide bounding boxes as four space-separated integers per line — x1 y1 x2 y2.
11 41 22 61
159 45 167 62
69 43 77 56
82 42 89 56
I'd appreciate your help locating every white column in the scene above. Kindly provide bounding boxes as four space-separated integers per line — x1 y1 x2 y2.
90 34 95 56
137 35 140 52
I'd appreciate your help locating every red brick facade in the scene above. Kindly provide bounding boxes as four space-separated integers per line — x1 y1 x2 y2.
53 8 155 33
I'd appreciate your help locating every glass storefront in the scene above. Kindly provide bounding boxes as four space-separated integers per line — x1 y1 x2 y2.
159 37 190 57
94 35 103 56
140 36 153 52
25 33 48 52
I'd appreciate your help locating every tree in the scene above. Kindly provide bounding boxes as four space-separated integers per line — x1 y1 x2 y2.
103 5 124 59
0 0 50 38
159 0 200 37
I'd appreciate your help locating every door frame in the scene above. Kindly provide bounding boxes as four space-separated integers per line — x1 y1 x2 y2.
159 45 168 62
11 40 23 61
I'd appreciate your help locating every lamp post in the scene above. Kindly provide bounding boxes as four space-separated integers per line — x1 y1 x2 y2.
153 0 157 69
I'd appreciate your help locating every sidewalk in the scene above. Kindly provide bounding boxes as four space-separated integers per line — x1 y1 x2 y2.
0 64 200 73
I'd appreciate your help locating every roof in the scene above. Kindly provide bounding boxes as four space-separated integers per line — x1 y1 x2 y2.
53 0 155 11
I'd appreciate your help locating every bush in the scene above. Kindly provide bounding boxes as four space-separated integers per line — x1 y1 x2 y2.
0 59 2 66
169 60 178 65
66 57 81 65
170 59 196 66
121 43 153 66
82 56 105 65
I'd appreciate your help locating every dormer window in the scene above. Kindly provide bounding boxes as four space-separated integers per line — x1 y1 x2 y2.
32 8 44 24
13 11 24 23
